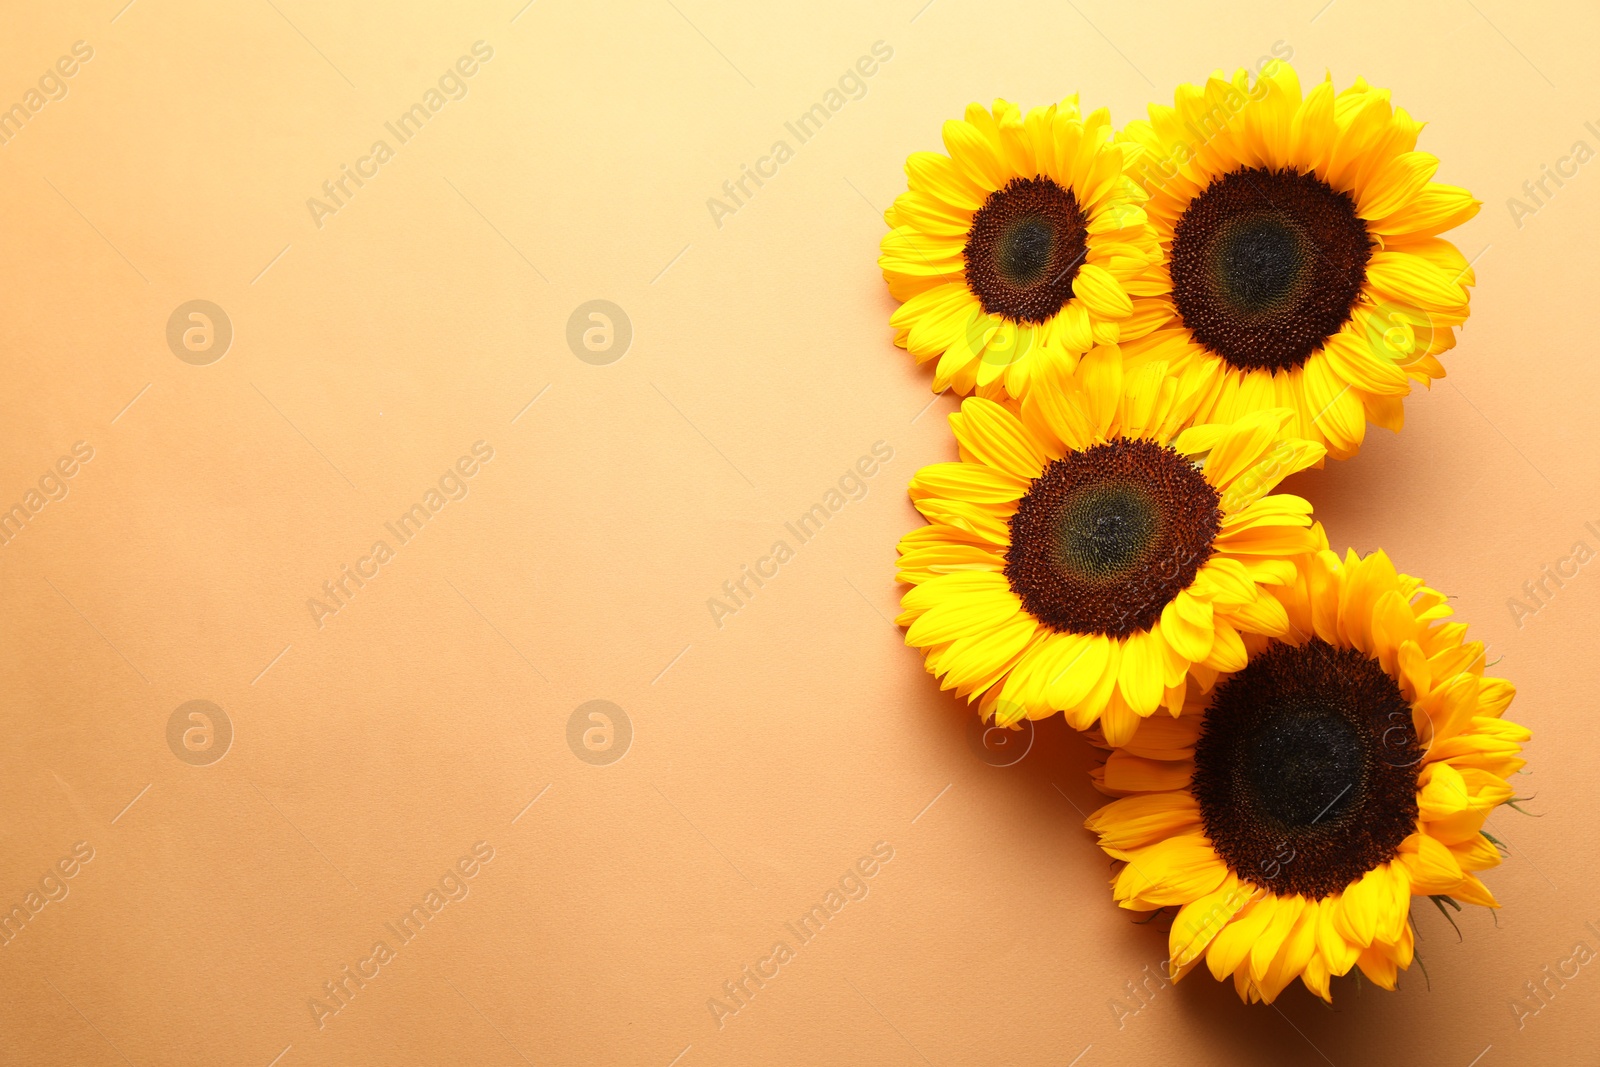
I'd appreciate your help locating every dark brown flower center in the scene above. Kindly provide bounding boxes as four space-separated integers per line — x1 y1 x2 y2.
1192 639 1421 899
1004 439 1220 638
965 177 1089 324
1170 167 1372 373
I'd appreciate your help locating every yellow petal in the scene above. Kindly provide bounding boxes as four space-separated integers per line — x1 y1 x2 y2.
1451 873 1499 908
1041 634 1111 711
931 317 986 393
1416 761 1472 820
942 117 1008 191
908 461 1030 503
1333 865 1389 948
1099 692 1143 747
1398 832 1463 894
1315 896 1360 977
1085 792 1203 851
1259 901 1319 1002
1170 875 1252 969
1075 344 1123 437
1366 250 1470 312
912 497 1010 545
1073 262 1133 319
1303 354 1365 458
903 582 1021 646
1321 331 1410 397
1018 362 1098 454
1117 629 1166 716
1200 619 1247 672
1193 557 1258 606
1117 712 1203 758
1448 832 1500 874
1288 78 1336 174
949 398 1047 479
1160 595 1214 663
895 544 1003 584
932 615 1037 690
1370 182 1479 238
1301 950 1332 1002
1202 408 1293 490
889 189 975 237
1220 588 1290 637
1172 422 1229 458
906 151 987 211
1355 943 1398 990
1113 834 1228 908
1206 896 1276 980
1101 751 1194 794
1249 895 1305 984
1358 151 1439 219
1068 636 1122 727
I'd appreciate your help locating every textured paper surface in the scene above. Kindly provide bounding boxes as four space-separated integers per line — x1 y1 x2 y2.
0 0 1594 1063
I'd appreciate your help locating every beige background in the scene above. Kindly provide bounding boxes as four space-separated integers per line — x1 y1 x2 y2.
0 0 1594 1063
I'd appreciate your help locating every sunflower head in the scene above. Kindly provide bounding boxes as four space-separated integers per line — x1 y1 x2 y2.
879 97 1163 401
1117 62 1480 459
1086 529 1529 1003
896 346 1326 746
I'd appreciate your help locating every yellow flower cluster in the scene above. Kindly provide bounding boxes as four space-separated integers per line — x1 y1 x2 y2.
881 63 1525 1004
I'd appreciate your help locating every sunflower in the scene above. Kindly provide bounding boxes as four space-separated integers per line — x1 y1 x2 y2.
1117 62 1479 460
895 346 1325 745
878 96 1163 401
1084 528 1530 1003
